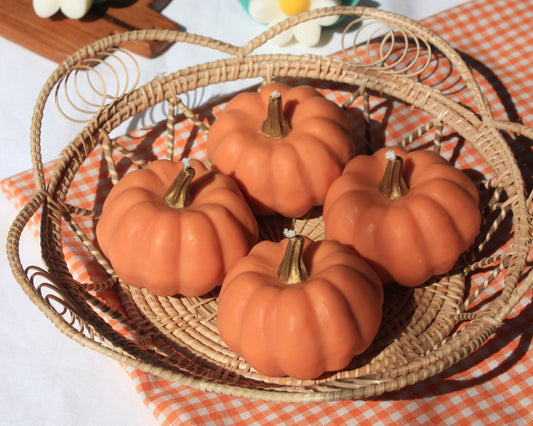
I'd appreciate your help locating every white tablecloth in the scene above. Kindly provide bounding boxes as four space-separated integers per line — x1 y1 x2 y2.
0 1 468 424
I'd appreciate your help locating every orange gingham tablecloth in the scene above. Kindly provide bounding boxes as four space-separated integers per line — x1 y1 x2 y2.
2 0 533 424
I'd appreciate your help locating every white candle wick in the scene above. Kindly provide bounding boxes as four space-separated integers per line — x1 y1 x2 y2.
283 228 296 239
385 149 397 161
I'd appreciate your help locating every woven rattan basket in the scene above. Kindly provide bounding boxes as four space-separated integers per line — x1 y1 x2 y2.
7 7 533 402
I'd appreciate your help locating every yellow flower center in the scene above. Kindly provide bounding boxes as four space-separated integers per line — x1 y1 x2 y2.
279 0 311 17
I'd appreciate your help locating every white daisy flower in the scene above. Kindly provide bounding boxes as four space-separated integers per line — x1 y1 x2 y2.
249 0 343 46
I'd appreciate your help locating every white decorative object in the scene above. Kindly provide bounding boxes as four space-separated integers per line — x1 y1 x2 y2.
33 0 94 20
249 0 342 46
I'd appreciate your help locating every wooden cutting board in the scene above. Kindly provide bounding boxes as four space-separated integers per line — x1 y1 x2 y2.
0 0 180 63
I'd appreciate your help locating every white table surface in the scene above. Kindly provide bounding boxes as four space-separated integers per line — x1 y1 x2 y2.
0 1 468 425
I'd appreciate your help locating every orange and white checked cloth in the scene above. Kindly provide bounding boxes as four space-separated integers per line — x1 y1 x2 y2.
2 0 532 424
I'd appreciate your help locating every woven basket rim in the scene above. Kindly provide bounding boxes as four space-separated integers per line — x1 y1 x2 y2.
6 6 533 402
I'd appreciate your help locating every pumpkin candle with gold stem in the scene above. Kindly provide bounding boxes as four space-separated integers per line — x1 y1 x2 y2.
217 229 383 380
206 82 355 217
323 147 481 287
96 158 258 297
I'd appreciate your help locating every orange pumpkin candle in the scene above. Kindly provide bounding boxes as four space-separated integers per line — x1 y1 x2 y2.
96 158 259 297
323 147 481 287
217 230 383 380
206 82 355 217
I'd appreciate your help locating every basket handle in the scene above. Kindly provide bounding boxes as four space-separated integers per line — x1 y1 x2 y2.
240 6 493 121
6 190 48 305
487 119 533 141
29 29 243 191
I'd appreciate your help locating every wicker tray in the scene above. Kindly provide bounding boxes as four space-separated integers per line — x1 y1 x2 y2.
7 6 533 402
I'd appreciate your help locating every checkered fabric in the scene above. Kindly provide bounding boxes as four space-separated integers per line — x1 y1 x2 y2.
2 0 532 424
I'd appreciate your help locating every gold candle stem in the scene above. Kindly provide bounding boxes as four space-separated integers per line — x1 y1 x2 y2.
379 150 408 201
278 233 309 285
261 90 291 139
164 160 196 209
